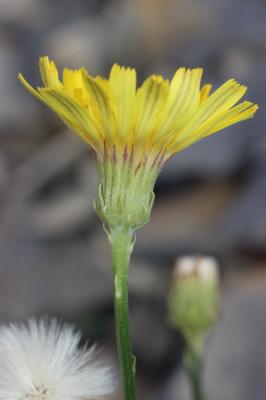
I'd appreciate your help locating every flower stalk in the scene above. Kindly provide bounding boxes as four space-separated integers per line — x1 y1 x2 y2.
110 229 136 400
184 338 205 400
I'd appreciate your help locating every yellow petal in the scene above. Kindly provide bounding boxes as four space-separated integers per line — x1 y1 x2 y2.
39 56 63 89
200 84 212 103
170 101 258 153
82 69 116 143
159 68 203 135
63 68 81 92
18 73 52 107
175 79 247 144
109 64 137 142
38 88 101 147
203 101 259 137
132 74 169 146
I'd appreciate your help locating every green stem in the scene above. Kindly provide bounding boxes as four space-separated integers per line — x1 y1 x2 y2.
185 344 205 400
110 229 136 400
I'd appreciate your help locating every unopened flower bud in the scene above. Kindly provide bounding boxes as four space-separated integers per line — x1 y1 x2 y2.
168 256 219 347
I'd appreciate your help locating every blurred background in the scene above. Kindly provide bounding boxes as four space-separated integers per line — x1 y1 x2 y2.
0 0 266 399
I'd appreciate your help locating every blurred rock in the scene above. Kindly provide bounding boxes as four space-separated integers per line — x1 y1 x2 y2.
160 126 251 183
129 261 169 299
136 181 239 259
131 298 179 372
0 33 40 135
26 156 98 240
131 0 211 61
42 2 141 73
0 0 43 26
43 18 108 73
1 131 98 240
0 239 113 321
222 169 266 252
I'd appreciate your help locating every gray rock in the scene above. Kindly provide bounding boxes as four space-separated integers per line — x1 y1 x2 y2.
161 126 251 182
135 181 238 258
221 169 266 251
1 131 98 240
0 237 113 320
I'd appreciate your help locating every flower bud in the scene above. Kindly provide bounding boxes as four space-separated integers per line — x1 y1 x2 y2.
168 256 219 347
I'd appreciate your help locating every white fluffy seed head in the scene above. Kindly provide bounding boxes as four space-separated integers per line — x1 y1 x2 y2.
0 318 115 400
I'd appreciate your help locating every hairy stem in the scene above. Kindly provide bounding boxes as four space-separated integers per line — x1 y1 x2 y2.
185 344 205 400
110 229 136 400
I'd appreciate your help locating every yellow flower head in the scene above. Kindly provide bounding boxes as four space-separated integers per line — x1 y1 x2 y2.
18 56 258 170
18 57 259 233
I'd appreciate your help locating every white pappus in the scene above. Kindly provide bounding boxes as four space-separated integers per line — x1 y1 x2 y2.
0 318 115 400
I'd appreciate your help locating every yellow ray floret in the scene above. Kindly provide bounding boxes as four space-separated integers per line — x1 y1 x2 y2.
18 56 258 166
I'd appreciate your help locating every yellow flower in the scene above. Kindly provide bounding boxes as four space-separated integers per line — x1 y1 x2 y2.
18 57 258 233
18 56 258 169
